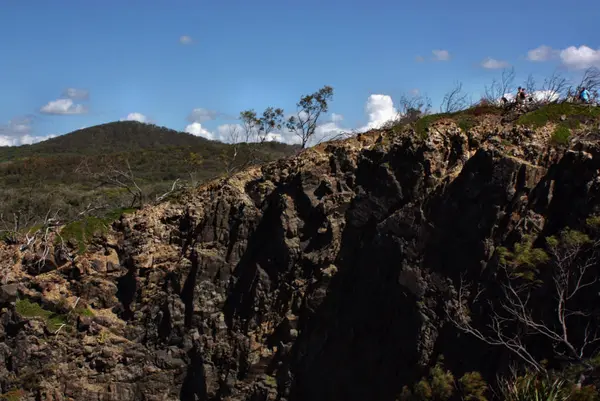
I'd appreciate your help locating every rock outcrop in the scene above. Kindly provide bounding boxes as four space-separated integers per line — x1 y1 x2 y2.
1 114 600 400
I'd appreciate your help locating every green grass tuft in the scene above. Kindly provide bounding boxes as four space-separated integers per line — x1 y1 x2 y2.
58 207 136 253
15 298 67 331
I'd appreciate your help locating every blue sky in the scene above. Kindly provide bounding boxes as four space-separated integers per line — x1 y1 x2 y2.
0 0 599 146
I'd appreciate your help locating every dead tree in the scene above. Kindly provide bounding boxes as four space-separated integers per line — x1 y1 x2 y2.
483 67 516 103
439 81 470 113
447 229 600 383
524 74 537 96
76 158 144 209
380 92 433 129
218 124 244 176
539 70 569 103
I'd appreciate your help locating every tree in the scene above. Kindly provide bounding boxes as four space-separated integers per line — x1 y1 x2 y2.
219 124 243 175
286 85 334 148
447 229 600 385
76 157 144 209
257 107 284 143
483 67 516 103
539 70 569 103
439 81 470 113
240 110 260 143
524 74 537 96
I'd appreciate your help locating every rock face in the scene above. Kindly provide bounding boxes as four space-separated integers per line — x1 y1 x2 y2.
2 117 600 400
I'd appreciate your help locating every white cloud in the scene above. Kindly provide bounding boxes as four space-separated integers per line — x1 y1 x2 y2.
410 88 420 96
0 117 54 146
481 57 510 69
185 122 214 140
187 108 218 123
62 88 89 100
415 55 425 62
121 112 149 123
527 45 558 62
40 98 88 115
359 94 398 131
526 45 600 70
559 45 600 69
331 113 343 123
179 35 193 44
432 49 450 61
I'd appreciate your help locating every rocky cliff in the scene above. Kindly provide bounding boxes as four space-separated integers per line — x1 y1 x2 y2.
1 108 600 400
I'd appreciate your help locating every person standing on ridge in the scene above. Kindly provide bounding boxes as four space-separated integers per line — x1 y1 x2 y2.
580 87 590 104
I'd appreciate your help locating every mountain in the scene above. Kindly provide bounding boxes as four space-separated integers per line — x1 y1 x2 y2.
0 121 299 229
1 103 600 400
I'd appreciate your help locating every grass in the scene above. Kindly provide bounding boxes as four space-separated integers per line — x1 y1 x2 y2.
517 103 600 128
414 114 448 138
551 125 571 146
74 307 94 317
58 207 136 253
410 104 505 138
15 298 67 331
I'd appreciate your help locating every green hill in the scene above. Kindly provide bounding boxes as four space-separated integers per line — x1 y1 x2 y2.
0 121 299 233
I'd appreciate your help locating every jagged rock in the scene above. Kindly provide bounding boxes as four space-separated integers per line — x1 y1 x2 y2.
1 118 600 400
0 284 18 305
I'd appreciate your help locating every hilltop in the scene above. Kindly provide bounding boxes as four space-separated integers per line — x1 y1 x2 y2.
1 102 600 400
0 121 299 232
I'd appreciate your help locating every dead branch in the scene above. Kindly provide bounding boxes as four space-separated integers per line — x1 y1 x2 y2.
76 158 144 209
484 67 516 103
155 179 181 202
440 81 470 113
447 234 600 379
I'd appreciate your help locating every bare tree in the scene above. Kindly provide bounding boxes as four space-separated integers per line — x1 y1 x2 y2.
539 70 569 103
439 81 470 113
219 124 244 176
578 67 600 102
447 229 600 384
76 158 144 208
483 67 516 103
524 74 536 96
286 85 334 148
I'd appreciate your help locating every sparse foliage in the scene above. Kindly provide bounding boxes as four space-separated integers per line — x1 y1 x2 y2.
286 85 334 148
257 107 285 143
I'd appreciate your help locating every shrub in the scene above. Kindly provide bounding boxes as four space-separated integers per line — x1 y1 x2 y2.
459 372 488 401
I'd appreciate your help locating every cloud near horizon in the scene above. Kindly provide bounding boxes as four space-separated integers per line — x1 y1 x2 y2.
0 116 54 146
121 112 150 123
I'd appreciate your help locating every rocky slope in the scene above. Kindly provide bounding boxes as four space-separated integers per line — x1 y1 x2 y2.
1 111 600 400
